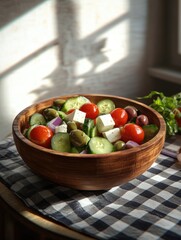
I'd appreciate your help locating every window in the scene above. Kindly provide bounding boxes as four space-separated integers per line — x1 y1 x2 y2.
148 0 181 86
167 0 181 69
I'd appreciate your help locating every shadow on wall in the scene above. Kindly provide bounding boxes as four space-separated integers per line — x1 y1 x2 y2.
0 0 150 139
31 0 149 101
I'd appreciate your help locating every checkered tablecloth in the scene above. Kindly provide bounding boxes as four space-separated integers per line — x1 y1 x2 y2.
0 136 181 240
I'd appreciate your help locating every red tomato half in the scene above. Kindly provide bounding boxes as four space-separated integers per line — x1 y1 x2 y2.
79 102 99 119
111 108 128 127
29 125 53 148
120 123 144 144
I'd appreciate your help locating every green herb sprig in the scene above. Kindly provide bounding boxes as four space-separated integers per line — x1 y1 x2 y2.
138 91 181 136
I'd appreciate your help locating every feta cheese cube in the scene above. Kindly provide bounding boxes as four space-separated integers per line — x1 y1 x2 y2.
55 122 67 133
102 128 121 143
67 109 86 124
96 114 115 133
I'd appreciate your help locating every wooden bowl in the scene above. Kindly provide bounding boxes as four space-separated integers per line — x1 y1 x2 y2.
12 94 166 190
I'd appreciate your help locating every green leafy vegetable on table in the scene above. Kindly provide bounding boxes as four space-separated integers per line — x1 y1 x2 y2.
138 91 181 136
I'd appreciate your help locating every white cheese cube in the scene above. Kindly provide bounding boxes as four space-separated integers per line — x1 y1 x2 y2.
67 109 86 124
55 122 67 133
96 114 115 133
102 128 121 143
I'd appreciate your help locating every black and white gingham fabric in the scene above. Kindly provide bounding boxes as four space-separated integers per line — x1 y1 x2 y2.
0 136 180 240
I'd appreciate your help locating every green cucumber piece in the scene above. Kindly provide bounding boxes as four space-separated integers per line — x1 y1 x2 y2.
61 96 90 112
29 113 46 126
90 126 98 138
88 137 114 154
97 99 115 114
83 118 94 137
51 132 71 153
26 125 38 139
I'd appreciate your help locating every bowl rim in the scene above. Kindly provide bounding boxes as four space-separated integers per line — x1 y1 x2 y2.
12 93 166 159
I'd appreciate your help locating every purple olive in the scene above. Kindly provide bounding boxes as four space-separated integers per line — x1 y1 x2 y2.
136 114 149 126
124 106 137 120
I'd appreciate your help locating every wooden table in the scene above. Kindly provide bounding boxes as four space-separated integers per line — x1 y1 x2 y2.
0 182 94 240
0 136 181 240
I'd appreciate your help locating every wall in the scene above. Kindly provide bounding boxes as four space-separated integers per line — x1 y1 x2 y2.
0 0 150 140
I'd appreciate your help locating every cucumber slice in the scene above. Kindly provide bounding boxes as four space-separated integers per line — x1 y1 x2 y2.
88 137 114 154
83 118 94 137
97 99 115 114
26 125 38 139
51 132 71 153
29 113 46 126
61 96 90 112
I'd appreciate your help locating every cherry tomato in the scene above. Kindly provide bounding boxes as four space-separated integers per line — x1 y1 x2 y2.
29 125 53 148
175 107 181 127
120 123 144 144
111 108 128 127
79 102 99 119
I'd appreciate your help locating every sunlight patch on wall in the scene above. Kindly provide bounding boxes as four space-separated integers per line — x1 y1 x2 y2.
95 19 130 73
2 45 59 115
0 0 57 73
74 58 93 76
72 0 130 77
0 44 59 140
75 78 85 86
76 0 130 39
0 0 59 140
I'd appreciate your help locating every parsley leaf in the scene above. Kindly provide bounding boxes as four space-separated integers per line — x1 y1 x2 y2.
138 91 181 136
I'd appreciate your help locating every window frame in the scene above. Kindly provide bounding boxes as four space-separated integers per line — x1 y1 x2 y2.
167 0 181 69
